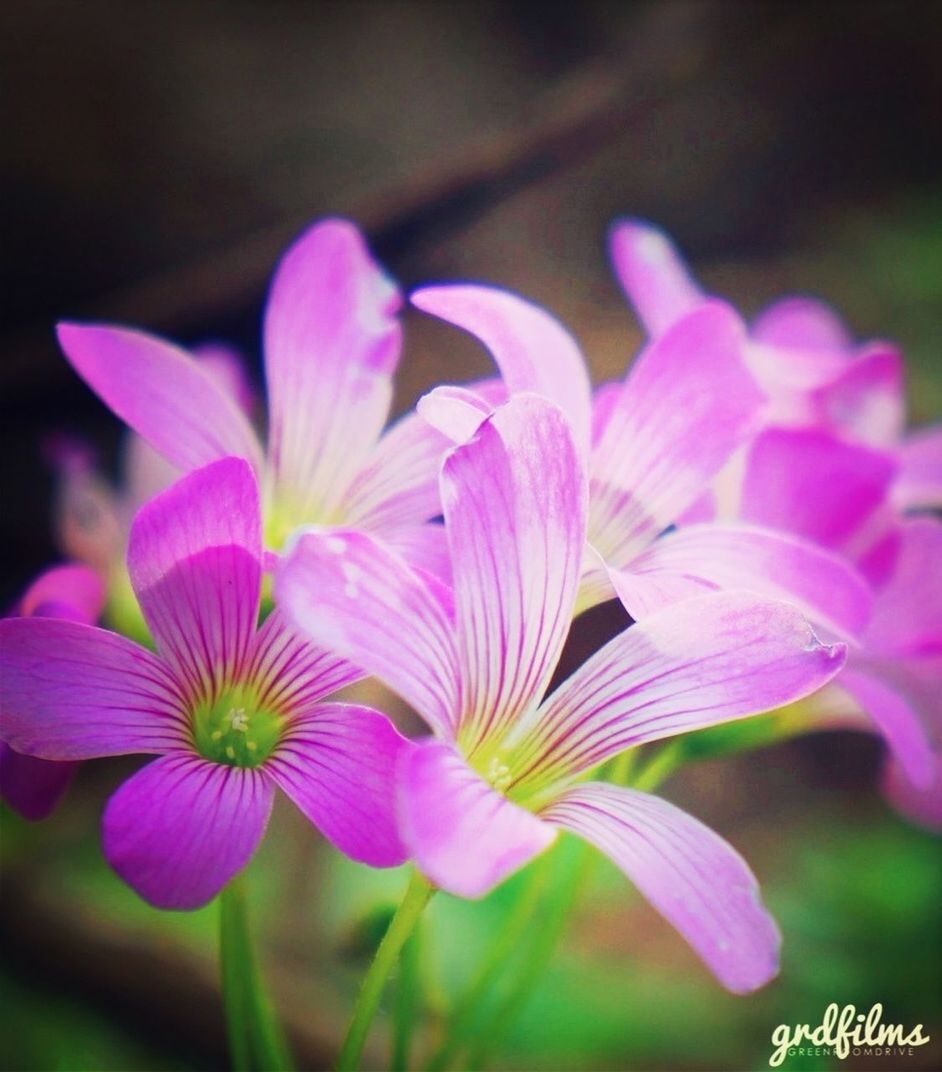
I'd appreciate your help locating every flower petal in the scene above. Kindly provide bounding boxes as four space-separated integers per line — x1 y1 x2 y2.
442 395 586 751
398 739 556 898
56 322 263 474
417 385 495 444
809 343 904 447
608 219 705 337
590 302 763 564
883 753 942 832
19 564 105 623
896 424 942 510
0 618 186 759
411 285 592 453
751 296 852 353
102 753 274 909
508 592 845 791
542 783 780 993
266 703 411 867
866 518 942 656
127 458 262 700
276 529 459 737
617 523 873 641
740 428 898 555
265 219 401 520
0 743 77 821
384 524 454 589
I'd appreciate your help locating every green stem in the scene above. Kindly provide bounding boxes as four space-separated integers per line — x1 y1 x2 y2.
218 879 293 1072
337 869 434 1072
632 740 684 792
424 852 553 1072
391 924 423 1071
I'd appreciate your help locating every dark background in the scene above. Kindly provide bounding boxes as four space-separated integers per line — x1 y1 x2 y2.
1 3 941 1070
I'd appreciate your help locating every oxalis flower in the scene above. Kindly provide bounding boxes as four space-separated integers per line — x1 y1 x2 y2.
0 457 411 908
55 218 449 571
1 563 105 820
411 285 872 640
278 395 846 992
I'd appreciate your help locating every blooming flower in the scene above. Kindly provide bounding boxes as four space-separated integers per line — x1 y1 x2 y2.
411 285 872 640
55 218 450 573
0 457 411 908
607 217 942 509
1 563 105 820
278 396 847 992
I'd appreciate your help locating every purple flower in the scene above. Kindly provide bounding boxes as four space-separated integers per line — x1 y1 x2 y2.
278 396 847 992
1 563 105 820
55 219 450 574
410 285 872 641
607 217 942 509
0 458 411 908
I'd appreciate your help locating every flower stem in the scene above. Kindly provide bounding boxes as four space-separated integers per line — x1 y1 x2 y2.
218 878 293 1072
391 923 423 1071
337 868 434 1072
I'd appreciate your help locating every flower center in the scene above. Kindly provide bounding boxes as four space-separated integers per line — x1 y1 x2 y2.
191 688 284 768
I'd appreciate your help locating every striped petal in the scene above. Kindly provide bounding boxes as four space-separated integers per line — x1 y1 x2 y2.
266 703 411 867
442 396 586 752
398 739 556 898
127 458 262 701
103 753 274 909
507 593 845 793
542 783 781 993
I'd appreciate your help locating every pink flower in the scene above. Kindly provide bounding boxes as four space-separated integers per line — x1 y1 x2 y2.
410 285 872 641
55 219 450 574
0 458 411 908
1 563 105 820
278 396 846 993
607 217 942 509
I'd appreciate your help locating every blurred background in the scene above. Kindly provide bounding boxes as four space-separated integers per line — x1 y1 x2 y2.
1 2 940 1070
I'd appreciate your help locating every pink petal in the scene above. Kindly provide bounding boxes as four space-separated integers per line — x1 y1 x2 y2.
127 458 262 700
194 342 257 416
866 518 942 657
398 739 556 898
384 524 453 589
883 753 942 832
266 703 411 867
809 344 904 447
590 302 763 564
896 423 942 510
276 529 460 737
265 219 401 520
0 743 77 821
751 296 852 352
0 618 186 759
542 783 780 993
442 396 586 751
608 219 705 337
417 385 494 444
739 428 897 555
103 753 274 909
411 285 592 452
56 322 263 475
509 592 845 789
618 523 873 641
340 408 450 532
19 563 105 623
51 445 124 576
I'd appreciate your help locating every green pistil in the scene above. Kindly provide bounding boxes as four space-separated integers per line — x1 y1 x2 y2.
192 688 284 768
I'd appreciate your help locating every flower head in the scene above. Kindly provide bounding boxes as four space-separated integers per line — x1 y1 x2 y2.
278 396 846 992
0 457 411 908
1 563 105 820
55 219 450 574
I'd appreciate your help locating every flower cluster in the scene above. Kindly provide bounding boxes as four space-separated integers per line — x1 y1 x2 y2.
2 217 939 1000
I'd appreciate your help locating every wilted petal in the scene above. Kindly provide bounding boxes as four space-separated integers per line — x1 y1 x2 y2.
508 593 845 791
103 753 274 909
127 458 262 699
277 529 459 737
265 219 401 520
56 323 263 474
398 739 556 898
542 783 780 993
442 396 586 751
608 219 705 337
266 704 411 867
411 285 591 452
0 743 77 821
618 523 873 641
591 302 763 565
896 424 942 510
0 618 186 759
